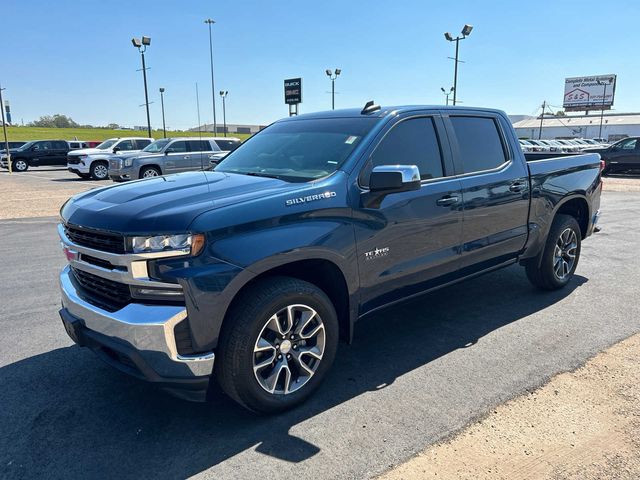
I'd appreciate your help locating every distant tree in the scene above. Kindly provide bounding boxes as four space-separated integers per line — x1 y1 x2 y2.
29 114 79 128
106 123 120 129
554 110 566 117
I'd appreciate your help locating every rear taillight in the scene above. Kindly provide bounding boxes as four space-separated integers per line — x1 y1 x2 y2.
600 160 606 172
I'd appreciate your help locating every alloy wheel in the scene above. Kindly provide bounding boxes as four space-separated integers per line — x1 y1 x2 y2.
143 169 158 178
553 228 578 280
253 304 326 395
94 164 108 179
14 160 27 171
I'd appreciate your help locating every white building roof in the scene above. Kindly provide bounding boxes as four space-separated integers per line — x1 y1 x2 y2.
513 113 640 129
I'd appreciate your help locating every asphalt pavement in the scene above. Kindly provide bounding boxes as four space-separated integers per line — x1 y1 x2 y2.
1 191 639 480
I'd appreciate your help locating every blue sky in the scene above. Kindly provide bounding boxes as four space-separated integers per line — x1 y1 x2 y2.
3 0 639 129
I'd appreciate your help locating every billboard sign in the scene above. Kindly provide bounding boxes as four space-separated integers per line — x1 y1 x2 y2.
563 74 616 111
284 78 302 105
4 100 10 124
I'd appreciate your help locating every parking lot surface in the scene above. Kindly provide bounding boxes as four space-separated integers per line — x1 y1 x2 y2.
1 176 640 479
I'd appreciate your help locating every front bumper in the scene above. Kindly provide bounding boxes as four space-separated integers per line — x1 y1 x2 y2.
67 162 90 173
59 266 215 401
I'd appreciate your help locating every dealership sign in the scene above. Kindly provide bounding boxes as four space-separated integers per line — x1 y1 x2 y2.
284 78 302 105
563 74 616 111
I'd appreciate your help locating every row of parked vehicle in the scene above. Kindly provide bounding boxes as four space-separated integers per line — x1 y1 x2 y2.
0 136 242 180
518 138 609 153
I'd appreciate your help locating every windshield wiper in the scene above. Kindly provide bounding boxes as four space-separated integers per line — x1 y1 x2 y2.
236 171 285 180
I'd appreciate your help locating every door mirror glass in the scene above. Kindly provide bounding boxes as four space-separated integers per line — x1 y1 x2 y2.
113 146 121 153
369 165 421 192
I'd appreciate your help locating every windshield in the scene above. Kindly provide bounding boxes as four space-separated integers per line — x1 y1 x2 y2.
215 118 378 182
16 141 35 151
142 139 170 153
95 139 118 150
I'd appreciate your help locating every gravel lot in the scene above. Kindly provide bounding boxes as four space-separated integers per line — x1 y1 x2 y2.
1 168 640 479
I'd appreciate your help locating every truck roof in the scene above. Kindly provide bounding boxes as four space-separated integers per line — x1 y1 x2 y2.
279 105 508 121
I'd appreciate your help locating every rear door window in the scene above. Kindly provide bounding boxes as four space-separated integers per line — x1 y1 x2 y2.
450 116 508 173
214 139 240 151
135 139 152 150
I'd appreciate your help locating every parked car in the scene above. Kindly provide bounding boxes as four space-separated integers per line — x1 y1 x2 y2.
108 137 241 181
0 140 71 171
67 141 90 150
554 139 581 152
526 139 551 151
58 104 602 413
67 137 153 180
583 136 640 175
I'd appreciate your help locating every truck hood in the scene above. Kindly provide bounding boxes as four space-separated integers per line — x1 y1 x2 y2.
68 147 113 156
61 171 304 234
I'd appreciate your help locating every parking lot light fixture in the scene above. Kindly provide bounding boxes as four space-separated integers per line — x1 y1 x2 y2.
596 77 613 140
326 69 341 110
131 35 152 138
219 90 228 137
441 86 454 106
204 19 217 135
444 24 473 106
159 88 166 139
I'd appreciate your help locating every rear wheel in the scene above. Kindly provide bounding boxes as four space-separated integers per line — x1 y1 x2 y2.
140 166 160 179
90 161 109 180
216 277 339 413
525 214 581 290
13 159 29 172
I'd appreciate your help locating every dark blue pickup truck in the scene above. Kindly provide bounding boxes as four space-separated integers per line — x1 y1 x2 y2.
58 104 602 413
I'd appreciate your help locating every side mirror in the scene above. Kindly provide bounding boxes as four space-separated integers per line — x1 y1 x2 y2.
369 165 421 192
113 146 121 153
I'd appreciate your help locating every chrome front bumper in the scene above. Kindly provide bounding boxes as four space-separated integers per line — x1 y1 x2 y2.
60 266 215 379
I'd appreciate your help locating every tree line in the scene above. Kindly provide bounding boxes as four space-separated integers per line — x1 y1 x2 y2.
28 114 120 129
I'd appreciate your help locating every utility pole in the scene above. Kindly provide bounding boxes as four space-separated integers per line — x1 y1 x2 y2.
205 19 217 134
159 88 166 138
219 90 228 137
538 101 546 140
0 83 11 174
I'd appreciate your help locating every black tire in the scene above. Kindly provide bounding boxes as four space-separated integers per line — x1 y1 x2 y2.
90 161 109 180
216 276 339 414
139 166 161 179
525 214 582 290
12 159 29 172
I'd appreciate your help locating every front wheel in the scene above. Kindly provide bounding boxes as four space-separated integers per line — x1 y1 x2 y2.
525 214 582 290
13 159 29 172
140 166 160 179
90 161 109 180
216 277 339 413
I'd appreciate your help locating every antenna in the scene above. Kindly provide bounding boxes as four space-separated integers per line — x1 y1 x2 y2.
361 100 381 115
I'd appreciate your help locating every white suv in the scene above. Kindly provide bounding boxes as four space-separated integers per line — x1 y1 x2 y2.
67 137 153 180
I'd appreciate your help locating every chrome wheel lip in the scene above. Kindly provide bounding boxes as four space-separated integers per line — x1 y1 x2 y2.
253 303 325 395
553 227 578 280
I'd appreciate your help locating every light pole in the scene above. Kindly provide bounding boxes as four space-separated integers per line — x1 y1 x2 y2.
597 77 613 140
219 91 228 137
131 36 152 138
444 24 473 106
205 19 217 134
441 87 454 106
325 68 341 110
159 87 166 138
0 84 11 174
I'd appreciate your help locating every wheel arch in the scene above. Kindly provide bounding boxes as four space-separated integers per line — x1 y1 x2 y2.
220 256 355 346
554 195 590 239
139 164 162 177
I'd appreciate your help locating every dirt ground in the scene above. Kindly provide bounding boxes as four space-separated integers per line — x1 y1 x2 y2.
380 333 640 480
0 170 95 220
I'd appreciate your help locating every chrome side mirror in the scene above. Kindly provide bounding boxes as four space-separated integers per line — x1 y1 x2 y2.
369 165 421 192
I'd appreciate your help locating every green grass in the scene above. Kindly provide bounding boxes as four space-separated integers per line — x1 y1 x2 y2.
2 126 252 142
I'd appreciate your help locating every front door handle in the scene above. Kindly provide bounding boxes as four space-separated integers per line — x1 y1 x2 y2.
436 195 459 207
509 181 527 192
184 155 191 159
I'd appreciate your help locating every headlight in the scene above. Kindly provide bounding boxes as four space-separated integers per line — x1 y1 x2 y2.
124 158 134 167
130 233 205 255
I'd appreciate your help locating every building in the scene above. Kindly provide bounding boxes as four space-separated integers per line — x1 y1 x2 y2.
191 123 266 135
513 112 640 141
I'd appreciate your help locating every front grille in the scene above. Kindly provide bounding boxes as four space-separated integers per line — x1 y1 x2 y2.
64 224 125 254
67 156 81 165
71 267 131 311
109 159 121 169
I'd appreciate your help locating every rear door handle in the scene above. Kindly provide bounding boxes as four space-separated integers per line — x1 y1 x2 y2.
509 181 527 192
436 195 459 207
184 155 191 159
